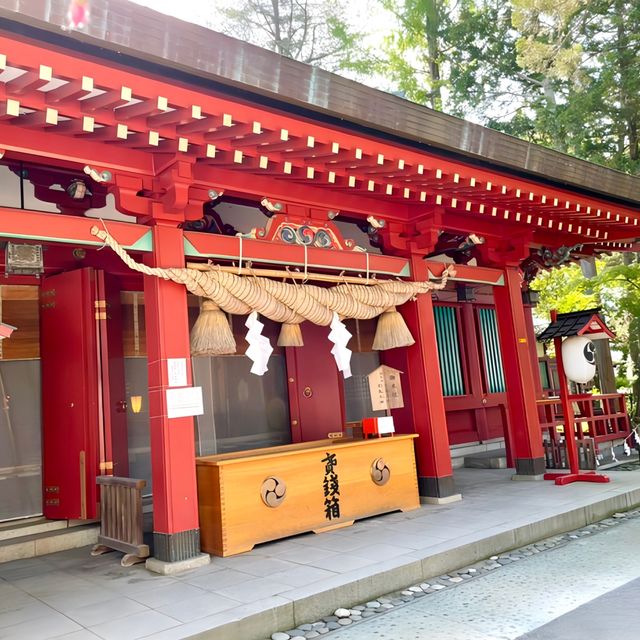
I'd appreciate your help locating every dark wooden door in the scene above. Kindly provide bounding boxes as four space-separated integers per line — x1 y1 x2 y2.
41 268 127 519
286 322 345 442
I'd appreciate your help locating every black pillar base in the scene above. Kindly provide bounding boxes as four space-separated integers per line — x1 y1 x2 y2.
514 457 546 476
153 528 201 563
418 475 457 499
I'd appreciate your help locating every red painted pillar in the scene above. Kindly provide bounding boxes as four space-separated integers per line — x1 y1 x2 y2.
493 266 545 477
144 222 201 563
384 256 460 501
523 302 544 398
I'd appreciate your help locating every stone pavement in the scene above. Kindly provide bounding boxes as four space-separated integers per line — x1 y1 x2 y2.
1 467 640 640
324 508 640 640
518 576 640 640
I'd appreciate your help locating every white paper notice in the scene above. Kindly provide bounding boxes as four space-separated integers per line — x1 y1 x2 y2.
166 386 204 419
167 358 188 387
377 416 395 435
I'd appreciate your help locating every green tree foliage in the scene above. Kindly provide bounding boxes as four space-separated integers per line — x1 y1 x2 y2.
369 1 516 114
532 256 640 414
217 0 359 69
374 0 447 110
594 255 640 412
509 0 640 169
370 0 640 171
532 263 597 318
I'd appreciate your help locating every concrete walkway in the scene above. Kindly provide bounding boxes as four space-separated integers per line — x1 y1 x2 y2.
1 467 640 640
326 504 640 639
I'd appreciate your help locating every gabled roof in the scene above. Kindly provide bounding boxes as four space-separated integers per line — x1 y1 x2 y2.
537 309 615 341
0 0 638 252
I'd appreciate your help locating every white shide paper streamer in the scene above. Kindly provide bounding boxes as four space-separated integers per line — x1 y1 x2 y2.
328 312 352 379
245 311 273 376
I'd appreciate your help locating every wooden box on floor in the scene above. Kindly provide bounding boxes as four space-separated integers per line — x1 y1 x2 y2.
196 434 420 557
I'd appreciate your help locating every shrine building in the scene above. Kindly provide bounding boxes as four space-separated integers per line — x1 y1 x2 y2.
0 0 637 569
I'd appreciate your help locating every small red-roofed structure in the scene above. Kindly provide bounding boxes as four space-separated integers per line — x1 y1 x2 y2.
539 309 615 485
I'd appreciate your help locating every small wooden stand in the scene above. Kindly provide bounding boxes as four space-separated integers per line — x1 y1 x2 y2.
92 476 150 566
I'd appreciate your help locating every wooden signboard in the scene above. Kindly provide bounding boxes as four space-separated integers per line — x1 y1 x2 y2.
368 365 404 411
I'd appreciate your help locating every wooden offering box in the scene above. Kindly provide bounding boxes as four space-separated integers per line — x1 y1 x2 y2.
196 435 420 557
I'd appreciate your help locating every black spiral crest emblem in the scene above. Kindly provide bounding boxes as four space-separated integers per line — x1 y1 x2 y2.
583 340 596 365
371 458 391 486
260 476 287 507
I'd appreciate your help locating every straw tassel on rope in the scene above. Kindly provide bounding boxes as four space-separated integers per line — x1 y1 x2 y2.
190 299 236 355
372 306 415 350
277 323 304 347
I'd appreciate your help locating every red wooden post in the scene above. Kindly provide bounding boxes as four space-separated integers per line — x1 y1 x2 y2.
143 222 203 564
493 266 546 477
523 302 544 399
383 256 460 502
553 333 580 475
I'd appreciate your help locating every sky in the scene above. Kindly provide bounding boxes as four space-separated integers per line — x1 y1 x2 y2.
129 0 390 35
129 0 228 26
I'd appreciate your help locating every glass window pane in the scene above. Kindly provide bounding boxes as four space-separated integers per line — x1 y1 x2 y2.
0 162 21 208
193 354 291 455
434 305 465 396
478 307 506 393
343 351 387 422
539 361 550 389
123 356 152 495
0 285 41 521
0 361 42 521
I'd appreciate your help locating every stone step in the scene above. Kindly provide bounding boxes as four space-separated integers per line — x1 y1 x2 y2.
0 517 67 542
464 449 507 469
0 523 99 564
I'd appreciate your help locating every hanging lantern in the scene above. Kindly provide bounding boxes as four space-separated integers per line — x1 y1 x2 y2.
561 335 596 384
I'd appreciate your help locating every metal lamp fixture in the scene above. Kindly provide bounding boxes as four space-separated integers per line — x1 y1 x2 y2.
130 395 143 414
67 179 88 199
5 242 44 276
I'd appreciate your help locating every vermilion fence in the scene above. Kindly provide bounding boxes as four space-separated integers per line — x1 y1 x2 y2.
537 393 630 470
537 393 630 444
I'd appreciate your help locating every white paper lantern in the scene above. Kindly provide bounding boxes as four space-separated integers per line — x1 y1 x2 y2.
561 336 596 384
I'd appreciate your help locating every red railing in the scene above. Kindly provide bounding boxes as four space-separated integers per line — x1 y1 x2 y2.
537 393 630 445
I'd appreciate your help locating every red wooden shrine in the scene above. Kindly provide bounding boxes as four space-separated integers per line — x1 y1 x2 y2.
0 0 637 566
